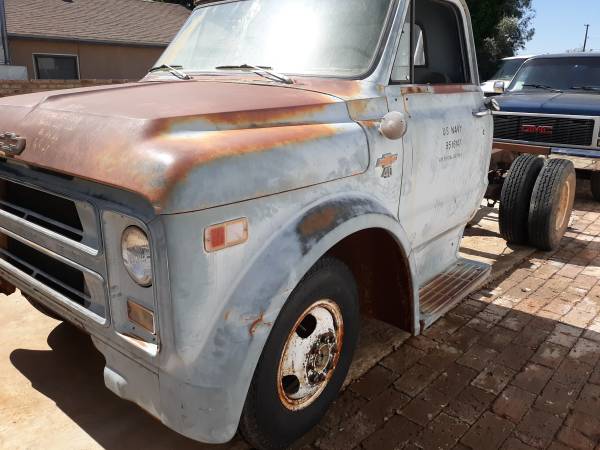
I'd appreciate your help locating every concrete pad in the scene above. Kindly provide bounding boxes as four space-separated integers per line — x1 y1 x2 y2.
461 205 536 282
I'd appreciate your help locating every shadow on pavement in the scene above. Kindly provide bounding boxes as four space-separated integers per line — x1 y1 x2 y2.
10 323 237 450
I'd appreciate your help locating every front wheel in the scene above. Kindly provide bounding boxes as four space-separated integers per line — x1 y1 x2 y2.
239 257 359 450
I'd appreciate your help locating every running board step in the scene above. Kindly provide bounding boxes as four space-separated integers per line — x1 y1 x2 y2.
419 258 491 331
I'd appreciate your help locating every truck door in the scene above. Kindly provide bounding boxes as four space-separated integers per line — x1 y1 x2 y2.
385 0 492 284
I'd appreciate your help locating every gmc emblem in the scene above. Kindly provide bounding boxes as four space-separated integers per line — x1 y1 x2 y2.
521 124 553 136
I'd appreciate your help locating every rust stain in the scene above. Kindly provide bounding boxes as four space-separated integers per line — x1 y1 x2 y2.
400 85 430 95
150 102 334 136
12 119 337 213
298 206 338 237
400 84 480 95
376 153 398 168
346 98 376 119
295 78 363 100
0 76 362 213
156 123 339 201
492 140 551 156
249 311 272 336
431 84 480 94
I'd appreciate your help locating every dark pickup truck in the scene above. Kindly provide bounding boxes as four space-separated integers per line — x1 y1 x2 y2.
493 53 600 202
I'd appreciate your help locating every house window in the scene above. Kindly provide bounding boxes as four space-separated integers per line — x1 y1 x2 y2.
34 54 80 80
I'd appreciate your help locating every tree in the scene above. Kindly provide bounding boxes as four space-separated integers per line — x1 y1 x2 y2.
466 0 535 79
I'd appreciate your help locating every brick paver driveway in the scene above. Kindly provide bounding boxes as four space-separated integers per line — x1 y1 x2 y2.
1 185 599 450
307 190 600 450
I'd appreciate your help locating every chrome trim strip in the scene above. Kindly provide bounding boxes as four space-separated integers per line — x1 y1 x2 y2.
0 208 98 256
494 111 598 121
0 224 102 278
0 258 106 325
495 138 597 151
551 147 600 159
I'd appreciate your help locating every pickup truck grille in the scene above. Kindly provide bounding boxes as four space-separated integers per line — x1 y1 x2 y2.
0 174 107 322
494 114 595 147
0 179 84 242
0 235 87 306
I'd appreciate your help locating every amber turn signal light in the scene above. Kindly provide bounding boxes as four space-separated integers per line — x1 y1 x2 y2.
127 299 156 335
204 218 248 252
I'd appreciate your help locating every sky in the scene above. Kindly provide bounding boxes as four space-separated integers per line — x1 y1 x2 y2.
521 0 600 55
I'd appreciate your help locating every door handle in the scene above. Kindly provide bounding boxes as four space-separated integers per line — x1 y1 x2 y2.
473 109 492 118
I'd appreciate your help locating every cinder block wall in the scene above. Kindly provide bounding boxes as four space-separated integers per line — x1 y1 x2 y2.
0 79 131 98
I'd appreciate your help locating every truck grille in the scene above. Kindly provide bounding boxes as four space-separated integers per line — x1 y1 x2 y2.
0 235 87 306
0 179 84 242
0 171 107 322
494 115 595 147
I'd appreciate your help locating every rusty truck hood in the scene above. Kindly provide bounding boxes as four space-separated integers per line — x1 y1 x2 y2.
0 79 368 214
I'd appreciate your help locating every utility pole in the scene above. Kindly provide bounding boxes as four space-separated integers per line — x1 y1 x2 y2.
583 24 590 52
0 0 9 64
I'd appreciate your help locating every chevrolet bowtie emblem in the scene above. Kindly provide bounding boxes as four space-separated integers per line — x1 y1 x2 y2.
376 153 398 179
0 132 26 156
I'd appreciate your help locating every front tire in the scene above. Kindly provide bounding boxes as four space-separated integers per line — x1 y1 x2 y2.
239 257 359 450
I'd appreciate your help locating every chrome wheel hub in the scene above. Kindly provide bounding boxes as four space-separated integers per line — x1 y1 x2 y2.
277 300 343 411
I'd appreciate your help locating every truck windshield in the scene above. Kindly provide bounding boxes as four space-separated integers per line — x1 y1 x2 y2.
155 0 393 78
491 58 528 81
508 57 600 93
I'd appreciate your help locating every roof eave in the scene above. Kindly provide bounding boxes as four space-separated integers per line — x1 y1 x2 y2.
7 33 170 48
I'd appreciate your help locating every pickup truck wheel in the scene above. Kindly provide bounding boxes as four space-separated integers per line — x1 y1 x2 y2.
528 159 576 251
25 296 63 321
239 257 359 450
499 154 544 245
591 172 600 201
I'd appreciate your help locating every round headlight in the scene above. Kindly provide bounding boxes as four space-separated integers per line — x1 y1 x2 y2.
121 226 153 287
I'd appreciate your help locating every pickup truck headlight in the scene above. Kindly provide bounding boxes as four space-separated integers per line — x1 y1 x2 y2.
121 226 153 287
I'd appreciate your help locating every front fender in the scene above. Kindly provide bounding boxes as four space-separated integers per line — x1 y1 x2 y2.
159 193 416 443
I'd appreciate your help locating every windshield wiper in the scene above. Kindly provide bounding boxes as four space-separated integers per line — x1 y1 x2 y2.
149 64 191 80
522 84 562 93
571 85 600 92
215 64 293 85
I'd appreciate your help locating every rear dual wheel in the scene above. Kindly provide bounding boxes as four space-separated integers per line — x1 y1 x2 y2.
239 257 359 450
500 156 576 251
529 159 576 251
499 154 544 245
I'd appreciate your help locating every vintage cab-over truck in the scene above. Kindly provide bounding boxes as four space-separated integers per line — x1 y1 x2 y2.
0 0 537 448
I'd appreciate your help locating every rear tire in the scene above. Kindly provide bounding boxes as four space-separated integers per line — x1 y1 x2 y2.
528 159 576 251
499 154 544 245
239 257 359 450
591 171 600 202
